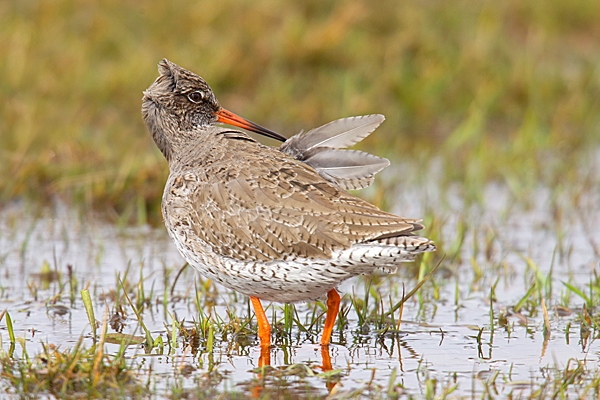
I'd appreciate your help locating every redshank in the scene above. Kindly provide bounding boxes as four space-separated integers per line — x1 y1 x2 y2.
142 59 435 352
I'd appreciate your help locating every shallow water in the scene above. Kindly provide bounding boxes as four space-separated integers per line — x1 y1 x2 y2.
1 158 599 397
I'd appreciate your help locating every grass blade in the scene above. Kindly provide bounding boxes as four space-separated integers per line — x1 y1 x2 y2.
81 289 97 339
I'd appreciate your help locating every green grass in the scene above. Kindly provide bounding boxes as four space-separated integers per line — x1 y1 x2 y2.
1 0 600 220
0 338 147 398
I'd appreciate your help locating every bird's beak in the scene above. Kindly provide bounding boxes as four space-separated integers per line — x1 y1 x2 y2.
216 108 287 142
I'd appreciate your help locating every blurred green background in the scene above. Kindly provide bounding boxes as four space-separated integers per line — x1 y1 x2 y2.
1 0 599 222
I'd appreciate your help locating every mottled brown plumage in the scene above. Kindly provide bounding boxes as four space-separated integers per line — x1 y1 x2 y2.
142 59 435 348
164 129 425 261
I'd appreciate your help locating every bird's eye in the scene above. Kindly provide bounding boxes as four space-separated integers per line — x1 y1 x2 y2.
187 91 205 103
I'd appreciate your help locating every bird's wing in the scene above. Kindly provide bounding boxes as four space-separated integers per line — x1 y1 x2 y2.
179 146 422 262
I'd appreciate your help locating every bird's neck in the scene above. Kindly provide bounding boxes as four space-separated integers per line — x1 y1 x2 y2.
150 127 173 162
167 127 220 169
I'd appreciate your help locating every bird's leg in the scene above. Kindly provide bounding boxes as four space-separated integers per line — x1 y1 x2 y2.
320 289 340 346
250 296 271 364
251 297 270 397
320 346 332 371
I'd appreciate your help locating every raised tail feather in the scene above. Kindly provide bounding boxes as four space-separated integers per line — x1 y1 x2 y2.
280 115 390 190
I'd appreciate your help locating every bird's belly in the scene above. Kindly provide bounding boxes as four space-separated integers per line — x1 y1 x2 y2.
173 239 349 302
167 227 427 303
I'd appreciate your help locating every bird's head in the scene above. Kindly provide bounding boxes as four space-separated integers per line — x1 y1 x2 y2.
142 59 286 161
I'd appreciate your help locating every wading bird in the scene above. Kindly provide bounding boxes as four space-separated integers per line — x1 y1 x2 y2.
142 59 435 365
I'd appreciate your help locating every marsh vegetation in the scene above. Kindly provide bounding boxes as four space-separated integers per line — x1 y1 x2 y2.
1 0 600 398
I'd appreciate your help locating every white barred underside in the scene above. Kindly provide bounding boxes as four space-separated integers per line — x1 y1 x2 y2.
169 225 435 303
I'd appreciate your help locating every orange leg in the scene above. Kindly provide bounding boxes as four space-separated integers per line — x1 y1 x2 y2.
250 296 271 350
320 346 332 371
257 345 270 368
250 297 272 398
320 289 340 346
